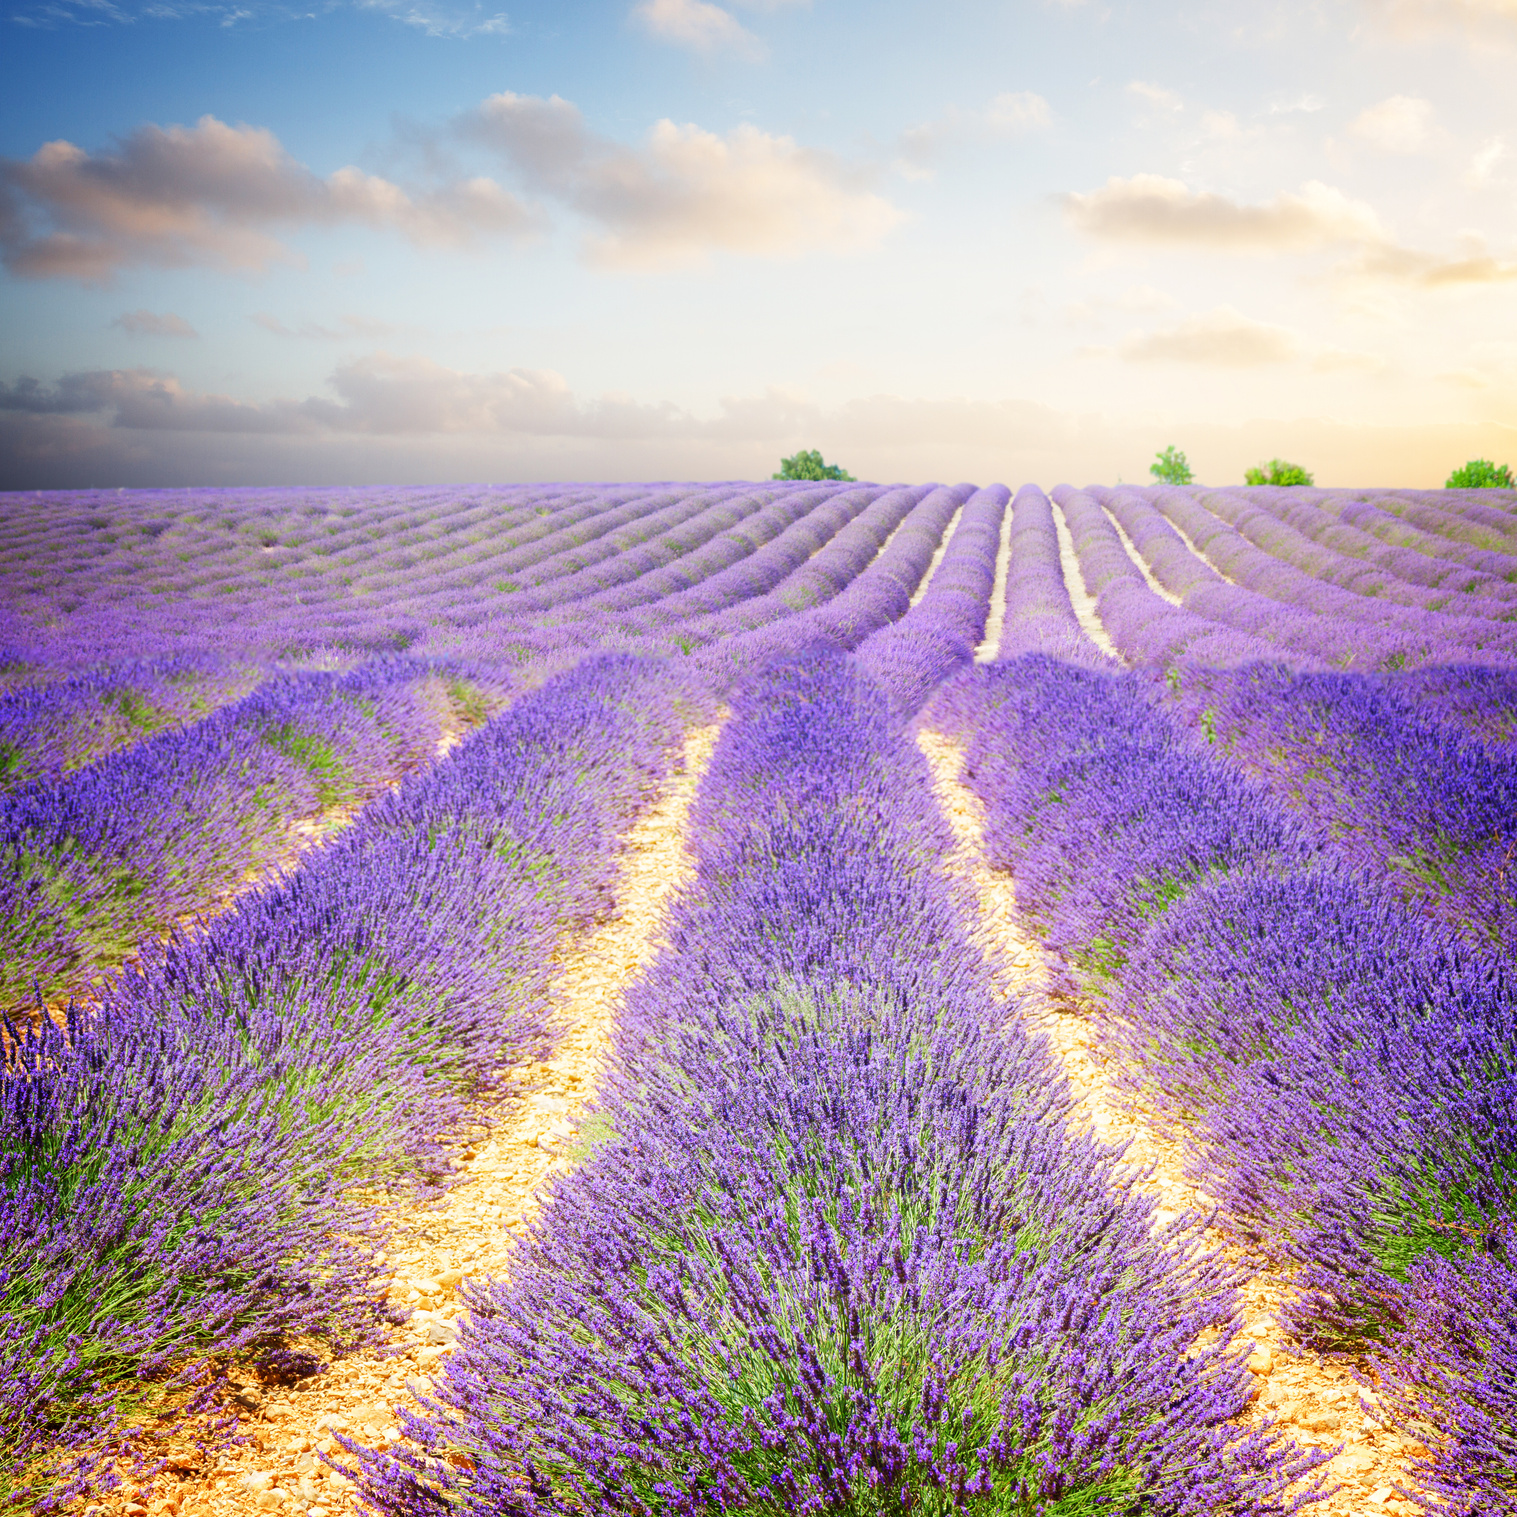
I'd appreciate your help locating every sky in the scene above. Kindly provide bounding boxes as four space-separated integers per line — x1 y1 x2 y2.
2 0 1517 488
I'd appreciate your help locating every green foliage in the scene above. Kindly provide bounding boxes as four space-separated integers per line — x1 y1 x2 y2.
1149 445 1193 485
1445 458 1515 489
773 448 855 482
1244 458 1314 487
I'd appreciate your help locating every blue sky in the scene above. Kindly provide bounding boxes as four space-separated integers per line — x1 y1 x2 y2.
3 0 1517 486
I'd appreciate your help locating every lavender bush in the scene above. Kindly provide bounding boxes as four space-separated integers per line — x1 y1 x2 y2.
341 653 1320 1517
1 654 691 1502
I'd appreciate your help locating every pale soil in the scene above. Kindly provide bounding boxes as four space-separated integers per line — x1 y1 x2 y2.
1101 507 1189 610
918 729 1425 1517
974 500 1015 664
1051 500 1124 662
908 504 965 609
99 721 720 1517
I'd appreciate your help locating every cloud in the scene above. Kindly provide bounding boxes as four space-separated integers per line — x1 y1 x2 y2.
631 0 764 55
465 92 902 266
985 92 1053 132
1200 110 1244 139
1063 174 1386 250
894 92 1051 175
1348 241 1517 286
1311 346 1389 373
1465 136 1507 186
1117 306 1301 365
1063 173 1517 291
113 309 198 337
14 0 513 34
0 357 692 437
0 115 534 283
1268 93 1326 114
1363 0 1517 41
1349 95 1434 152
251 311 409 340
1127 81 1184 114
356 0 510 36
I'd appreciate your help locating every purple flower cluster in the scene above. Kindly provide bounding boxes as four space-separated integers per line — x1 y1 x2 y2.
1051 486 1284 669
0 652 261 792
1 654 689 1499
928 653 1517 1509
8 478 1517 1511
0 659 493 1010
854 484 1010 714
1130 486 1517 666
1166 663 1517 954
995 485 1112 668
342 653 1319 1517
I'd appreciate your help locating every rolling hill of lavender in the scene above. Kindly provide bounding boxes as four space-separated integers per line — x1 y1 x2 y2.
4 478 1517 1517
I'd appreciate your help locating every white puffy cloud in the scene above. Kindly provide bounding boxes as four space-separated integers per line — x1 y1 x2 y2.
1063 174 1386 250
631 0 764 56
1349 95 1434 153
113 310 198 337
1117 307 1301 365
0 115 533 283
466 92 901 266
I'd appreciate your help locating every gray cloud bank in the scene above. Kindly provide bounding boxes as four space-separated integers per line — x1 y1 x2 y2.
3 355 1514 490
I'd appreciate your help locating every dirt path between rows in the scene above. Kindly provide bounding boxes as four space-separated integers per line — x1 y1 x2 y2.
101 720 720 1517
918 728 1425 1517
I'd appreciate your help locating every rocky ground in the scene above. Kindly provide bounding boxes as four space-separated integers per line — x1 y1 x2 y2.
919 727 1425 1517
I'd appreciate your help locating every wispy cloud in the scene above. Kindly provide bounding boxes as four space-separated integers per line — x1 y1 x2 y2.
13 0 512 34
894 92 1051 175
0 115 534 283
1063 174 1384 250
1348 95 1434 152
251 312 411 340
1061 173 1517 291
1064 172 1517 290
463 91 902 266
631 0 765 56
113 309 197 337
1363 0 1517 43
1126 80 1184 115
1116 306 1301 365
1464 136 1507 186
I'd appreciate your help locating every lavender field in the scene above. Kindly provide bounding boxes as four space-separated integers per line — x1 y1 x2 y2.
4 479 1517 1517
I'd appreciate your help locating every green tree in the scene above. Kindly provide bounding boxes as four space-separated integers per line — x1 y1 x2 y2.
1446 458 1515 488
1245 458 1314 486
774 449 855 481
1149 446 1194 485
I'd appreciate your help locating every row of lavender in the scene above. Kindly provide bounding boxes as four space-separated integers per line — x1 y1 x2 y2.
3 476 1516 1510
2 480 995 1499
935 483 1517 1510
345 652 1319 1516
1023 484 1517 959
3 655 692 1503
4 479 1511 682
928 654 1517 1512
0 480 916 1019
